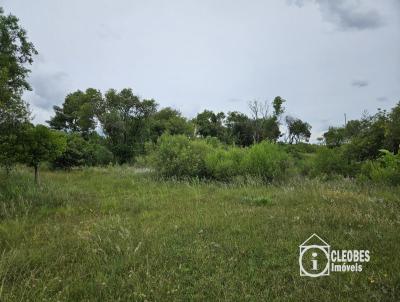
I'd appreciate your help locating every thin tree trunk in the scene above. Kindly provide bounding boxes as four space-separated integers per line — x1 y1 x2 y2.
34 165 39 185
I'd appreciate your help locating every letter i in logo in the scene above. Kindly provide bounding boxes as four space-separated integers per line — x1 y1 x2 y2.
312 252 318 270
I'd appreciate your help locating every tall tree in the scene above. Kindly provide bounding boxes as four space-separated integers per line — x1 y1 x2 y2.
193 110 228 142
48 88 102 137
226 111 253 146
0 7 37 171
150 107 193 140
248 97 285 143
386 102 400 154
98 88 157 163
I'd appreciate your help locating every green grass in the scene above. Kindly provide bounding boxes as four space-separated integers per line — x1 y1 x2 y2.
0 167 399 301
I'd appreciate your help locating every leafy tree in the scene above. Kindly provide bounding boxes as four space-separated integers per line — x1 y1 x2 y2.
346 110 387 161
386 102 400 154
193 110 228 142
98 88 157 163
261 117 281 142
0 7 37 171
272 96 285 118
248 97 285 143
51 133 88 169
226 111 253 146
323 126 346 147
323 120 364 148
22 125 66 184
285 116 311 144
48 88 102 137
150 107 193 140
89 144 114 166
51 132 113 169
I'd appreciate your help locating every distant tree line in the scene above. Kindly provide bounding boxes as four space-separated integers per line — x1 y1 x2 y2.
1 7 399 185
45 88 312 164
322 107 400 160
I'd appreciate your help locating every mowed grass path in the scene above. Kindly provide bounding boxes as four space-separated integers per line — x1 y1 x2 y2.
0 167 399 301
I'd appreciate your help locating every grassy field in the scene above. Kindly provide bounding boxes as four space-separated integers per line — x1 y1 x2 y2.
0 167 399 301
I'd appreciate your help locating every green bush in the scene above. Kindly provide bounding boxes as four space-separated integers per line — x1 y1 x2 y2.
312 147 358 177
52 134 114 169
51 133 87 169
90 145 114 166
360 150 400 185
147 134 213 178
293 153 316 176
241 141 290 181
148 137 291 181
205 147 245 180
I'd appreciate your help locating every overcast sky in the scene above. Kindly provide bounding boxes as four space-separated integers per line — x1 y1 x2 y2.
2 0 400 139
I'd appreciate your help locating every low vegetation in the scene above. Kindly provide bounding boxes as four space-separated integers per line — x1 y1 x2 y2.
0 167 399 301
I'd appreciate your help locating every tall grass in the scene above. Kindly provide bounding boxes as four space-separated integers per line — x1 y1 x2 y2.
0 167 399 301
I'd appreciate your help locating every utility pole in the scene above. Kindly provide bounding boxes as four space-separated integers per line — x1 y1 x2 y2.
344 113 347 126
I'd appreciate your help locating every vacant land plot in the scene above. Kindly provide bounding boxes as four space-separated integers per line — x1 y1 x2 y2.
0 167 399 301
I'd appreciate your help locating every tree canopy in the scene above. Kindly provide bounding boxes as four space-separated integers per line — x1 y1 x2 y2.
0 7 37 171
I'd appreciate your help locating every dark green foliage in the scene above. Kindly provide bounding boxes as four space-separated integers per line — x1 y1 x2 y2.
194 97 287 145
348 110 388 161
323 126 347 147
0 7 37 171
0 7 37 97
98 88 158 163
90 144 114 166
48 88 102 136
313 146 358 177
52 133 87 169
323 103 400 162
193 110 228 142
385 102 400 154
247 99 285 143
225 112 254 146
150 107 193 139
51 133 113 169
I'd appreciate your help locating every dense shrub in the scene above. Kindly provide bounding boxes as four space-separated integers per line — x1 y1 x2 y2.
51 133 87 169
147 136 292 181
313 147 349 177
87 144 114 166
360 150 400 185
147 134 213 178
292 153 316 176
283 142 318 158
241 141 291 181
312 146 360 177
52 134 113 169
205 147 245 180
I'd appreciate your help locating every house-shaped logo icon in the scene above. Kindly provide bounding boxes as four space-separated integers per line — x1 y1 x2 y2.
299 234 330 277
